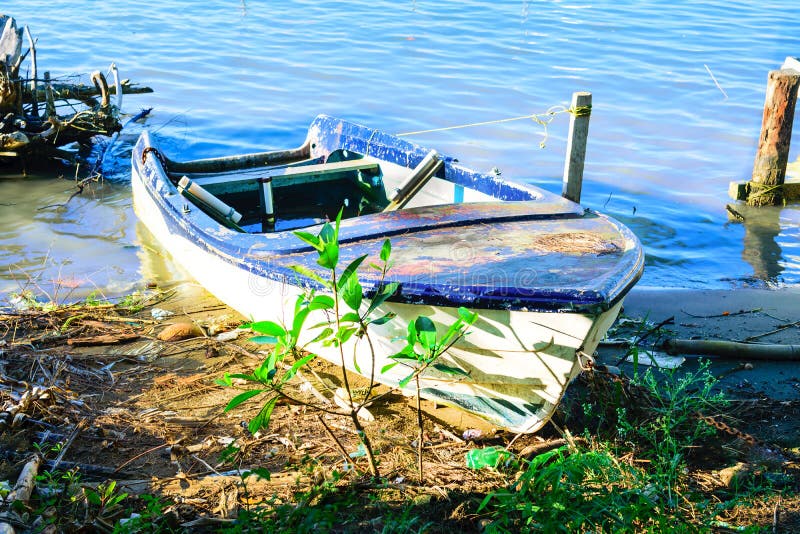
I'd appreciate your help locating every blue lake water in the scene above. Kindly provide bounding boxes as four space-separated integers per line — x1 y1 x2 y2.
1 0 800 299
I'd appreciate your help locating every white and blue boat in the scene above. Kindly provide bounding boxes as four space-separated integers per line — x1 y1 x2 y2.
131 115 643 433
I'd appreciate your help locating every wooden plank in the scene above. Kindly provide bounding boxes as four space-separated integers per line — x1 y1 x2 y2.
197 158 381 194
562 92 592 203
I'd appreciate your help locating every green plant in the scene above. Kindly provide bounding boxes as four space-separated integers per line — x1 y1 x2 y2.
117 290 148 312
32 469 129 530
217 209 397 477
84 290 103 307
218 208 476 481
478 445 684 533
84 480 128 522
383 310 477 482
113 493 175 533
617 360 726 506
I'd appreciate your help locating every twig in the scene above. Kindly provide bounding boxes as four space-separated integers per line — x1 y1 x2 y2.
114 443 170 473
316 414 351 463
773 495 781 533
742 320 800 342
726 204 745 222
681 308 762 319
50 417 87 472
704 64 728 99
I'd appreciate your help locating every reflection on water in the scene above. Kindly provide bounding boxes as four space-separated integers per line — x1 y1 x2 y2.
735 205 796 285
1 0 800 295
134 221 192 289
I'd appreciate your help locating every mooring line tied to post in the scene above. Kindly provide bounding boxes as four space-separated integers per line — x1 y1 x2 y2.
396 104 592 149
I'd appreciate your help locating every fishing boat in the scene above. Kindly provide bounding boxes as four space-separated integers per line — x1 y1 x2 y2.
131 114 643 433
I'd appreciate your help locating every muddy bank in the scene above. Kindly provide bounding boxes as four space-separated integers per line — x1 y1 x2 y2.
1 284 799 531
601 287 800 401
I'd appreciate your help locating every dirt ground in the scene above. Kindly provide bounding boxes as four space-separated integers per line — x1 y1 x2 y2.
1 285 799 531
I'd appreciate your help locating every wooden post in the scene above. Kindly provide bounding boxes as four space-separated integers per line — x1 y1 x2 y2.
562 91 592 204
747 68 800 206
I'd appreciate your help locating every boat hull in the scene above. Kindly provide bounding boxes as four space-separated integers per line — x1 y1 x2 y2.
133 168 623 432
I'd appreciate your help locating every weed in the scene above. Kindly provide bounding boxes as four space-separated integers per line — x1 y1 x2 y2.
616 361 726 505
478 444 687 532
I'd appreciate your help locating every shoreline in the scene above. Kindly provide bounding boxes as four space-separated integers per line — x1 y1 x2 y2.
596 285 800 403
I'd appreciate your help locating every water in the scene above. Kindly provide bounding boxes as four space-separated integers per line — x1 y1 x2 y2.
2 0 800 299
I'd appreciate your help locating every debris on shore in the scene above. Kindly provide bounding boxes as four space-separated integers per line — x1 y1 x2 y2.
0 15 152 170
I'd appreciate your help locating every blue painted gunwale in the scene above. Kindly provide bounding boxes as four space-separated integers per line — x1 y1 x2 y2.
132 115 644 313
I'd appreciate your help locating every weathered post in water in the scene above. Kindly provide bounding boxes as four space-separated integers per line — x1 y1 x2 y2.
562 91 592 204
747 67 800 206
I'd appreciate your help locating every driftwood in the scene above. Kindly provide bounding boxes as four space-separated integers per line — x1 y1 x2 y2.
0 454 43 534
0 15 152 167
664 338 800 360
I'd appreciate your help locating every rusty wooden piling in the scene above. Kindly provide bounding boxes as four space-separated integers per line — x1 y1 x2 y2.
562 91 592 204
747 67 800 206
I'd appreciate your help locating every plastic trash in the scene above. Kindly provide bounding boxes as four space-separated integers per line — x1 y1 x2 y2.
150 308 174 320
215 330 239 342
465 446 509 469
462 428 483 441
349 444 367 458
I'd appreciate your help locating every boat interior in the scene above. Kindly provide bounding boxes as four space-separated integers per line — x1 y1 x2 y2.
166 148 497 233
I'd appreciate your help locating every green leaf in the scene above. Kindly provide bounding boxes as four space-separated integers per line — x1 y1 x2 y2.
414 316 437 351
367 312 396 326
458 307 479 324
289 264 328 287
340 312 361 323
253 356 276 382
225 389 265 412
248 321 286 337
353 352 361 374
283 353 315 382
85 488 102 506
432 363 470 376
317 241 339 270
380 239 391 262
334 207 343 238
340 254 367 287
439 319 465 349
366 282 399 315
341 271 363 311
309 327 334 344
389 354 420 365
399 371 415 389
319 222 335 244
293 230 323 251
248 397 278 434
336 325 358 345
215 373 233 387
291 307 311 341
381 362 398 373
308 294 335 311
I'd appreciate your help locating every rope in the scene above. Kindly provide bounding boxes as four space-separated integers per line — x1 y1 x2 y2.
396 104 591 148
